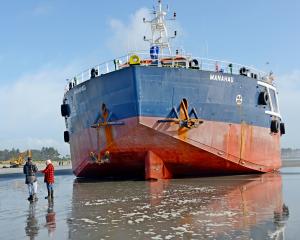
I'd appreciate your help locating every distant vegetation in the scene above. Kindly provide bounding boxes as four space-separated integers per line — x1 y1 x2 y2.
281 148 300 159
1 147 299 161
0 147 70 162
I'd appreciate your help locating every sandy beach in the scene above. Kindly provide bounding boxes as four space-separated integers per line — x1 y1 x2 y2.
1 160 299 176
282 160 300 167
0 162 72 178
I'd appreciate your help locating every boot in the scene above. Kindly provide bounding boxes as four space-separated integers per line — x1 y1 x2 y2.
45 189 51 199
50 189 54 199
27 195 33 201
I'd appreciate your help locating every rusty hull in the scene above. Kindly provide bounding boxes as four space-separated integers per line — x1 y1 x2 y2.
69 116 281 179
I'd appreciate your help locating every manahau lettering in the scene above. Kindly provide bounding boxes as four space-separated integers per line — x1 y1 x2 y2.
210 74 234 83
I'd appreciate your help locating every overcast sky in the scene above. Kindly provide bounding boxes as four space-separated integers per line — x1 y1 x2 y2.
0 0 299 155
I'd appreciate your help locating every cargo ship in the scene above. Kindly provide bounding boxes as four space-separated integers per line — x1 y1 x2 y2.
61 0 285 179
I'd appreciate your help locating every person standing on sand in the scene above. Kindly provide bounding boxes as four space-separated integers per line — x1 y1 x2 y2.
23 157 38 201
41 159 55 200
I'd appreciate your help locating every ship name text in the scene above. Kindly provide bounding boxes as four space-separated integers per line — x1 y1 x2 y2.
210 74 234 83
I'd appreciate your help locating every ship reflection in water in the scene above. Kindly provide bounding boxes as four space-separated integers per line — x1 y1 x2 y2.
68 174 289 239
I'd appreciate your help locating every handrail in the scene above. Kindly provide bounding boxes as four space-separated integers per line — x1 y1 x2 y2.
65 51 273 92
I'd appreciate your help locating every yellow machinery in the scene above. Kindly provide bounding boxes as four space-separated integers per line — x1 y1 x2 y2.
9 150 32 168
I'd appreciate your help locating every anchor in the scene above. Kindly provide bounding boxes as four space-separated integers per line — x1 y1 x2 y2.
89 103 124 164
89 150 111 165
157 99 203 129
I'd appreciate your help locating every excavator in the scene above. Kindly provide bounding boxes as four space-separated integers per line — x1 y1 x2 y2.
9 150 32 168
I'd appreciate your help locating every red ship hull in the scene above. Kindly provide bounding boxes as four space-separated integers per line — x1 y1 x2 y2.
70 117 281 179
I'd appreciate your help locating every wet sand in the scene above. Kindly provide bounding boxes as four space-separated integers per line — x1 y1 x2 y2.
0 168 299 239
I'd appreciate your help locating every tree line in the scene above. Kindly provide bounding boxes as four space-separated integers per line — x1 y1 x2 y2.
1 147 299 161
0 147 69 162
281 148 300 159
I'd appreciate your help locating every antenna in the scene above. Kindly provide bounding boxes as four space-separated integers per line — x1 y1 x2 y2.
143 0 177 55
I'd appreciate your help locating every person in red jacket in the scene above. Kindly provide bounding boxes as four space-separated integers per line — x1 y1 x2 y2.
41 159 55 199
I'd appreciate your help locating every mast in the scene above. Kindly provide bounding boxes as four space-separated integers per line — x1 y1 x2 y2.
143 0 177 55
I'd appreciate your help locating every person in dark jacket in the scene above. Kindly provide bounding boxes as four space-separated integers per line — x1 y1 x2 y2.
41 159 55 199
23 157 38 201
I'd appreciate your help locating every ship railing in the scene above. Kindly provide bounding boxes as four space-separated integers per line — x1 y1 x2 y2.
194 57 268 80
65 51 271 91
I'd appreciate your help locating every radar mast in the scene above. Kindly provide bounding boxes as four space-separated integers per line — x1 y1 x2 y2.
143 0 177 55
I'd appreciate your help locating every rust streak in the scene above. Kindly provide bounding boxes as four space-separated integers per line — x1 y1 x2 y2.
240 122 246 161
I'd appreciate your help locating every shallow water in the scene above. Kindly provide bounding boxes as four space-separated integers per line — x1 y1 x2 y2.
0 168 299 240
